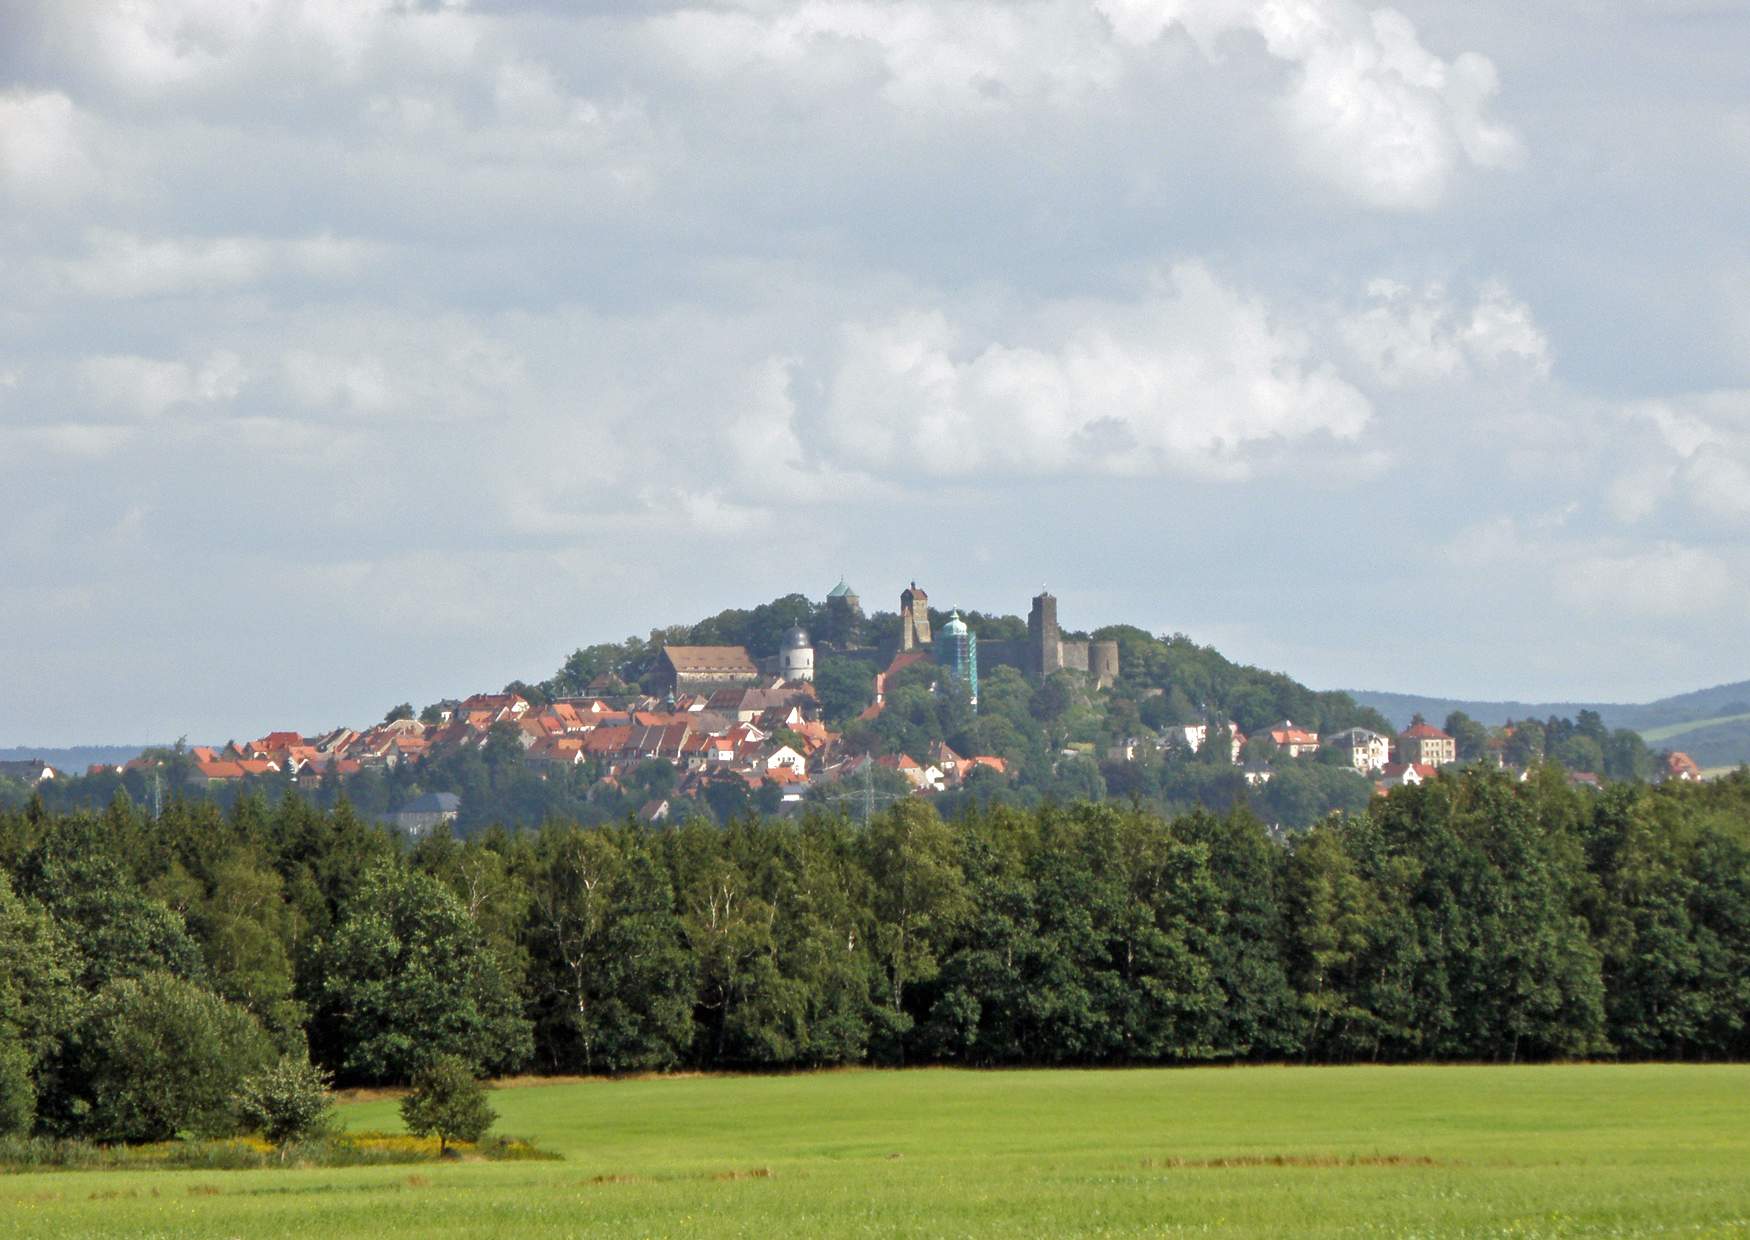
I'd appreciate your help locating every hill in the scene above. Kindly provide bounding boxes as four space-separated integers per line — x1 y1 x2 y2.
1346 680 1750 767
0 745 161 776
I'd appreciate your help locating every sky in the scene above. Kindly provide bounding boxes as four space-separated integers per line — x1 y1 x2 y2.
1 0 1747 746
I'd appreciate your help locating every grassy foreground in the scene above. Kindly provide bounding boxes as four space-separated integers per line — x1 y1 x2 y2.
4 1064 1747 1238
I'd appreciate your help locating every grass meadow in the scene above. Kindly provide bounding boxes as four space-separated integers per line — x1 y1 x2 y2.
3 1064 1747 1238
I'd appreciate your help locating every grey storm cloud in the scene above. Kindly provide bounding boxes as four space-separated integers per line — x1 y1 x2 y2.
0 0 1746 744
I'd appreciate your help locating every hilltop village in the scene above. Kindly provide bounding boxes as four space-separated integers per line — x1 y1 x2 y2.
8 581 1700 833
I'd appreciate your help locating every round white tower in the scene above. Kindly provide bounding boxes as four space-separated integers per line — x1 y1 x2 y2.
779 625 815 682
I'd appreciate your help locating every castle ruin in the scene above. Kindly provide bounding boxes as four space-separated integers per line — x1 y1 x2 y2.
979 591 1119 690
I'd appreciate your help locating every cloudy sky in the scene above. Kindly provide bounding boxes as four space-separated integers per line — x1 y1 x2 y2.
2 0 1746 745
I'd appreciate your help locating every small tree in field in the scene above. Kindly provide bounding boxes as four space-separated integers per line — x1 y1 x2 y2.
399 1055 496 1154
237 1057 336 1153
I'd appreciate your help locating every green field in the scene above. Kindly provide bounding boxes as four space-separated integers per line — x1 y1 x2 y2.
1638 712 1750 744
4 1066 1748 1238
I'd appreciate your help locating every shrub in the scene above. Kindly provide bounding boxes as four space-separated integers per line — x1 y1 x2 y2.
64 971 276 1142
236 1057 336 1149
399 1055 496 1154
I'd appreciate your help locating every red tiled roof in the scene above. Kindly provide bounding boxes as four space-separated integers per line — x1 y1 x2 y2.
1380 762 1438 781
583 726 635 754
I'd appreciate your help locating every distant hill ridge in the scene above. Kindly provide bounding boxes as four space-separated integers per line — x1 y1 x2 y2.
1344 680 1750 731
1345 681 1750 769
0 746 164 775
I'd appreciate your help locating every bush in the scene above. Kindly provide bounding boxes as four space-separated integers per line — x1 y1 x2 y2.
64 971 276 1142
399 1055 496 1154
236 1057 336 1148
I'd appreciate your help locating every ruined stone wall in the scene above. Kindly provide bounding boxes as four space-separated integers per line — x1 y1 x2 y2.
979 639 1028 673
1089 640 1119 689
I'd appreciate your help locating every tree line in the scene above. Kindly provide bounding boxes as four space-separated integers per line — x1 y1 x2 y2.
2 767 1747 1140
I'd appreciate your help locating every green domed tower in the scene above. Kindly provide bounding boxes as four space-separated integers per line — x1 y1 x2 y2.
937 610 978 709
826 577 862 648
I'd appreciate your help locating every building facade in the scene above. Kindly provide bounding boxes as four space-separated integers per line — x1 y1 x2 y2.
652 645 763 696
1398 722 1457 768
778 626 816 682
1325 726 1391 772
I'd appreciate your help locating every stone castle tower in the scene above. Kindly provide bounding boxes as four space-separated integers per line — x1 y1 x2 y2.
826 577 862 647
1018 590 1118 689
1027 591 1061 678
900 581 932 651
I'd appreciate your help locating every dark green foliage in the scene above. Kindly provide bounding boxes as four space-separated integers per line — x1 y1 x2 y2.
399 1054 496 1153
62 971 276 1141
813 655 878 726
0 873 80 1077
0 1036 33 1136
1 771 1748 1144
523 826 695 1073
312 862 532 1083
16 817 205 990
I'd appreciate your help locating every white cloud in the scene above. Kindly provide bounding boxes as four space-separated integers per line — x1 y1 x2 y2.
653 0 1121 112
0 90 97 202
1097 0 1523 208
1339 278 1551 387
820 262 1373 480
0 423 132 461
1554 543 1734 619
76 0 477 93
1615 391 1750 524
1 0 1746 740
78 351 247 417
653 0 1518 205
1447 515 1739 620
56 230 379 299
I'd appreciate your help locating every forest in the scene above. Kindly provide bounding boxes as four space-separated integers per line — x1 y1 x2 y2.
2 764 1747 1143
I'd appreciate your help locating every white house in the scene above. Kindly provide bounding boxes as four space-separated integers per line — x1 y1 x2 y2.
1325 727 1392 773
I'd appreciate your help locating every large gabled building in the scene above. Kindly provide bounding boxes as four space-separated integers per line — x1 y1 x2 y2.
651 645 763 696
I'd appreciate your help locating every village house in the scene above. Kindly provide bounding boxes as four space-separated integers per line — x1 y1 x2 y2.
1165 721 1245 763
1375 761 1439 794
1664 751 1703 782
1398 722 1457 768
389 792 461 836
0 759 59 784
1324 727 1392 773
1256 721 1320 758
